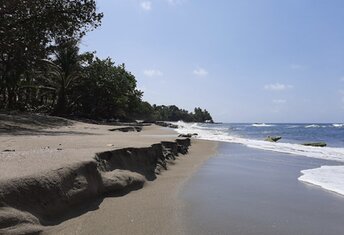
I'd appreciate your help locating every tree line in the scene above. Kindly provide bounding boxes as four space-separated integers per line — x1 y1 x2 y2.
138 103 213 123
0 0 213 123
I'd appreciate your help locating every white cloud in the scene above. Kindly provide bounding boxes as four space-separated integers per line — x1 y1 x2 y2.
290 64 306 70
264 83 293 91
167 0 184 5
193 68 208 77
273 99 287 104
141 1 152 11
143 69 163 77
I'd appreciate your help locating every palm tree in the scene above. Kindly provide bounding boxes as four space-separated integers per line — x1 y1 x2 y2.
43 39 82 115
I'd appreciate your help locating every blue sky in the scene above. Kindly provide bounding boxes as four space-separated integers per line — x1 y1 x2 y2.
81 0 344 123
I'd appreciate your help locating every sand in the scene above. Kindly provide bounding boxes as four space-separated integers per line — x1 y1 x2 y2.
0 114 218 234
0 114 176 180
44 139 217 235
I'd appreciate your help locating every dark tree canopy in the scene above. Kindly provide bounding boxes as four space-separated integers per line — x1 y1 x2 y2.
70 56 143 120
43 39 84 114
136 103 214 123
0 1 214 123
1 0 103 45
0 0 103 109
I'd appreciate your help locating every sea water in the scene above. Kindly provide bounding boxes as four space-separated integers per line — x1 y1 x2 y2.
175 122 344 195
181 143 344 235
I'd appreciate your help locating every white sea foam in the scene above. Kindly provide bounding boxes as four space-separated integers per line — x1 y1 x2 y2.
333 123 344 128
286 125 299 129
299 166 344 196
175 121 344 195
252 123 274 127
175 121 344 162
305 124 320 128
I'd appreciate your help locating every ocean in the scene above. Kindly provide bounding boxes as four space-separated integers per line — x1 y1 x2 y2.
176 122 344 148
216 123 344 147
175 123 344 234
175 122 344 195
180 143 344 235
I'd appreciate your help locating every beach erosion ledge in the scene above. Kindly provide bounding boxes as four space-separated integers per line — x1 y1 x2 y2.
0 137 191 234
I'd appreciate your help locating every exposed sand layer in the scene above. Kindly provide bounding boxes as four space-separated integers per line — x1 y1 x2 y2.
44 139 217 235
0 114 218 234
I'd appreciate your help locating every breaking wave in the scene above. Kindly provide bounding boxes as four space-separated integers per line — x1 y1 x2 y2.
252 123 275 127
175 121 344 163
174 121 344 196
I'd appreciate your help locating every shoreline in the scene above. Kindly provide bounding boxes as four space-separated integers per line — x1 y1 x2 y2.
180 142 344 235
0 114 218 234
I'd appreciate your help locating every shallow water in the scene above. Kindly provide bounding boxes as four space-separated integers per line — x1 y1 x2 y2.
194 123 344 147
181 143 344 235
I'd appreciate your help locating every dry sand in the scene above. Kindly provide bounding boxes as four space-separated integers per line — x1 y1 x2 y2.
0 114 176 179
0 114 218 234
45 139 217 235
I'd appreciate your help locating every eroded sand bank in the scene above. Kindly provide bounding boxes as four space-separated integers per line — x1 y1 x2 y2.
45 139 217 235
0 114 217 234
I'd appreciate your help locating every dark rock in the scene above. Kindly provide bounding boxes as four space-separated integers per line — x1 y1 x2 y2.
302 142 327 147
265 136 282 142
155 122 178 129
108 126 142 132
178 133 198 138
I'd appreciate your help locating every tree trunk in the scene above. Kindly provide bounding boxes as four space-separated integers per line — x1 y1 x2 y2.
53 87 67 115
7 86 15 110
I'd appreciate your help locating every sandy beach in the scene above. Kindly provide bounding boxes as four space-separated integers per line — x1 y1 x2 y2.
3 114 342 235
0 114 218 234
3 1 344 234
0 114 177 179
44 139 217 235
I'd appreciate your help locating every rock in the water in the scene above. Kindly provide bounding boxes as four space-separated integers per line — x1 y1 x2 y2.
178 133 198 138
265 136 282 142
155 122 178 129
302 142 327 147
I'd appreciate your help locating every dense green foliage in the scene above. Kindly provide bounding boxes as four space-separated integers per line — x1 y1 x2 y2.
70 56 143 120
0 0 213 123
136 103 213 123
0 0 102 109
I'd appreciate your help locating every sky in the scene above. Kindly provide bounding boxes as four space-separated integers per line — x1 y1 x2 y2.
80 0 344 123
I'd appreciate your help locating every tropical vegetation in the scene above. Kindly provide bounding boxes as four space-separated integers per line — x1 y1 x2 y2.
0 0 213 123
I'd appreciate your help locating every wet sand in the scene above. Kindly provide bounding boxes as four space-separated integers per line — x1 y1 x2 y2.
181 143 344 235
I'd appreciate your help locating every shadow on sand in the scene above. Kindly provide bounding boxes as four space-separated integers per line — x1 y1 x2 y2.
0 113 99 136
